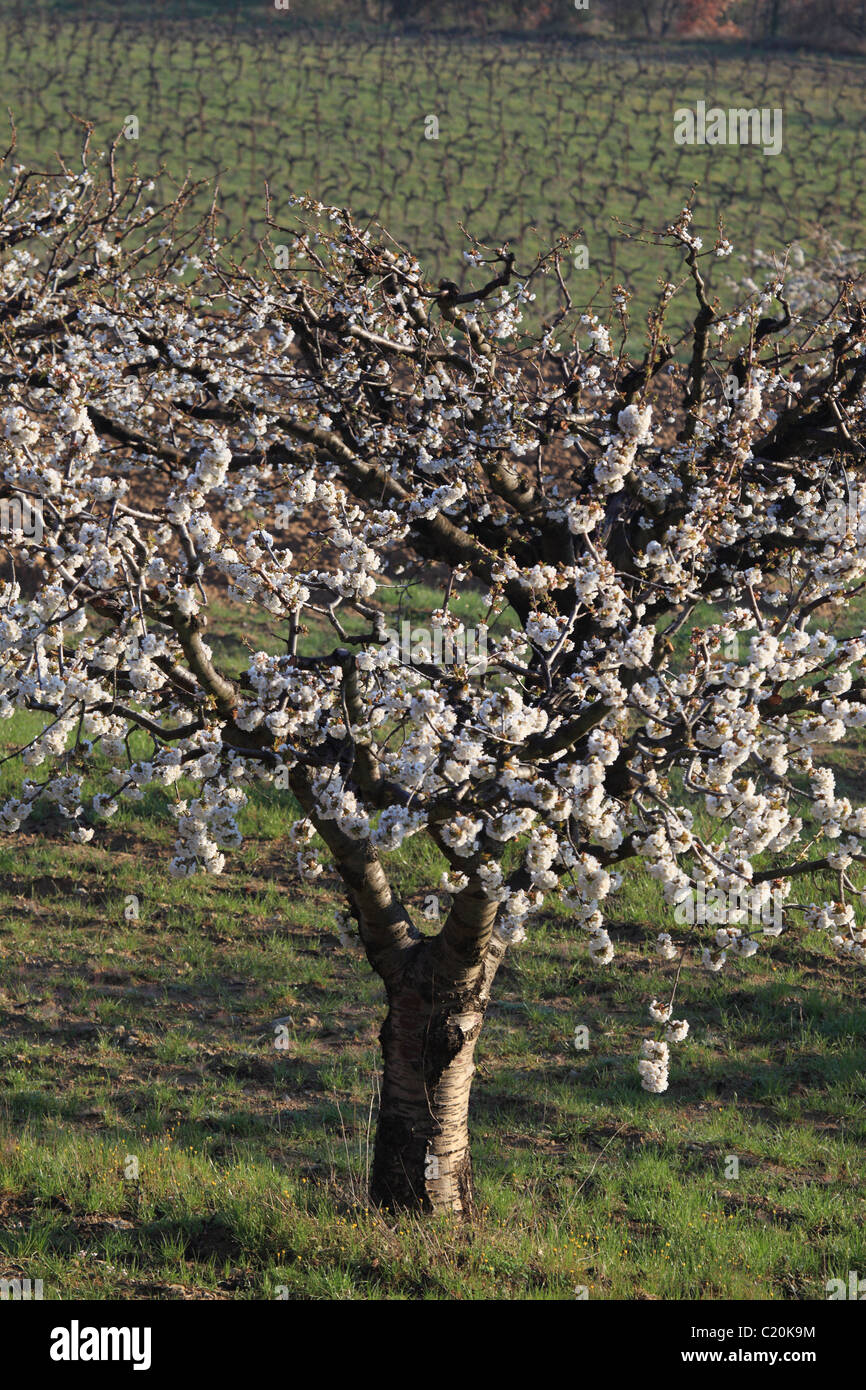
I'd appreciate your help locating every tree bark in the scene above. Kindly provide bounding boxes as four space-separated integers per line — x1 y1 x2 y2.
289 771 505 1217
371 980 481 1213
370 932 506 1215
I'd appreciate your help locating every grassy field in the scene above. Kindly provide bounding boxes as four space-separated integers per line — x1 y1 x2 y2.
0 585 865 1300
1 9 865 341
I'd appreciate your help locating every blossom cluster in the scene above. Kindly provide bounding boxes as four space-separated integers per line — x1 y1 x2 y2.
1 159 865 1094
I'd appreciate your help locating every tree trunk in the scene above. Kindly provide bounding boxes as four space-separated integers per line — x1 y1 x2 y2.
370 975 484 1214
287 787 507 1218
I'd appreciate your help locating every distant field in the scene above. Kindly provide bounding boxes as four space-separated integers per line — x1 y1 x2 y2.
2 11 865 340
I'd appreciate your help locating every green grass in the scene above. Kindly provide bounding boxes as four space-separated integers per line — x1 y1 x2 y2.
1 12 865 342
1 824 863 1299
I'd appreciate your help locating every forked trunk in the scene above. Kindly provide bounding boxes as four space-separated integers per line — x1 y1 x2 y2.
287 792 506 1218
370 977 485 1215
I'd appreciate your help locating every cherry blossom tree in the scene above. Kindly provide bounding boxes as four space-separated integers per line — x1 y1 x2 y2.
2 135 865 1215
